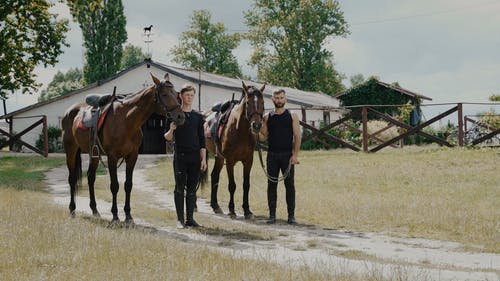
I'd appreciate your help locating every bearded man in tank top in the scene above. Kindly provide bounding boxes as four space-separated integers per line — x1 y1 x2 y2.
259 89 301 224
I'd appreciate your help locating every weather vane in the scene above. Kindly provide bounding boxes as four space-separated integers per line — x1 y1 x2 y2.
142 25 153 59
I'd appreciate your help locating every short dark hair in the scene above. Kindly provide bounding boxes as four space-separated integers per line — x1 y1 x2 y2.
180 84 196 94
273 89 286 96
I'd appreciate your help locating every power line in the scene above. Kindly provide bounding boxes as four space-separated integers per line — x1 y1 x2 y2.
351 0 500 26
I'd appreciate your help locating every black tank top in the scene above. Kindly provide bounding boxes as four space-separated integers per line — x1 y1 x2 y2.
268 109 293 153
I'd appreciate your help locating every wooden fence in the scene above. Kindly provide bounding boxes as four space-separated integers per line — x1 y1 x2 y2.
301 103 500 153
0 115 48 157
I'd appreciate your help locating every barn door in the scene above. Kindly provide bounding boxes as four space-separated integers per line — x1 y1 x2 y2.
140 113 167 154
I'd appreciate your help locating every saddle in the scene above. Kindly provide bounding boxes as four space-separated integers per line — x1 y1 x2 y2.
208 99 239 156
77 87 119 158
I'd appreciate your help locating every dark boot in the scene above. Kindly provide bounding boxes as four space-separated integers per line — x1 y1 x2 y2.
174 191 184 227
266 209 276 224
185 194 201 227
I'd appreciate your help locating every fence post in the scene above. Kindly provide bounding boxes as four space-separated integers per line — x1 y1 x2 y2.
362 106 368 152
457 103 464 146
43 116 48 157
301 106 307 123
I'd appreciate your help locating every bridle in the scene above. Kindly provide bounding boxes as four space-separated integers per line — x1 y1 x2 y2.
244 90 264 123
155 82 181 118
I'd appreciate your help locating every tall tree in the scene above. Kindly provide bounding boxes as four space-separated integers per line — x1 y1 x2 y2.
38 68 84 102
67 0 127 84
349 74 365 87
121 44 148 70
171 10 242 77
0 0 69 99
245 0 349 95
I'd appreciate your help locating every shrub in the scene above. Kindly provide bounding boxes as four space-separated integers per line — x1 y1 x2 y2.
36 126 63 153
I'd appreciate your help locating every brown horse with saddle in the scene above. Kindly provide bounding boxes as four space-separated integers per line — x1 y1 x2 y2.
62 74 184 224
204 81 265 219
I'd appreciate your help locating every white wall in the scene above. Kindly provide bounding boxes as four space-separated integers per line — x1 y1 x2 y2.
11 64 341 151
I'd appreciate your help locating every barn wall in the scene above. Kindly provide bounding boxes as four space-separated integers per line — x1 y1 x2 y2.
10 64 342 152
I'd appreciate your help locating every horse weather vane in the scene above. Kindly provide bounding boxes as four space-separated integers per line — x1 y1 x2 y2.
142 24 153 60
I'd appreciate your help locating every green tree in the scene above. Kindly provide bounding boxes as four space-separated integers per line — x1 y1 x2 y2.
0 0 69 99
171 10 242 77
245 0 349 95
121 44 148 70
349 74 365 87
38 68 84 102
67 0 127 84
489 94 500 102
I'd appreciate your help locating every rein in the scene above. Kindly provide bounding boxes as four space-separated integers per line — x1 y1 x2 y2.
256 140 292 183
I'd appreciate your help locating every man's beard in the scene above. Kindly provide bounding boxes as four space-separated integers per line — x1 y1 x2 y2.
273 102 285 108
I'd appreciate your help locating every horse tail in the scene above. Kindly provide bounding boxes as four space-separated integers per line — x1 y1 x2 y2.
74 148 83 195
199 149 209 188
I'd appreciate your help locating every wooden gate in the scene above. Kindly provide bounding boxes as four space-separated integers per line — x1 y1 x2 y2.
0 115 48 157
301 103 499 152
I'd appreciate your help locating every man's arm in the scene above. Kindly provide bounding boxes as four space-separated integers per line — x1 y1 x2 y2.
290 113 301 164
258 113 269 142
164 122 176 142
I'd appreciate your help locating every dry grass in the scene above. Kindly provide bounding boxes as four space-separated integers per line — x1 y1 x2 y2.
0 188 352 281
148 146 500 253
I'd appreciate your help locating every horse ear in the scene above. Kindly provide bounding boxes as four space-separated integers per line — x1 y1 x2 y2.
241 81 248 92
150 73 160 85
164 73 170 81
260 83 266 93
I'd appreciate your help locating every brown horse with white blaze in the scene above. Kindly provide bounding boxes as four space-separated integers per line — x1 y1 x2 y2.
62 74 184 223
204 81 265 219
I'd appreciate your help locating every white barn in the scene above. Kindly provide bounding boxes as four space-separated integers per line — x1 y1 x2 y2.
0 60 343 153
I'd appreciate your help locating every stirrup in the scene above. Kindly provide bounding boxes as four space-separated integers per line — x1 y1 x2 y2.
91 145 100 158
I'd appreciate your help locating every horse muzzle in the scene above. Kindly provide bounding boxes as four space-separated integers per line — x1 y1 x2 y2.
251 121 262 132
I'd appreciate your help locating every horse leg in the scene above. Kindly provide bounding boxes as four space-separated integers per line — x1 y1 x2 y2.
242 159 253 219
226 161 237 219
210 157 224 214
65 147 79 217
87 157 100 217
107 156 120 222
123 153 138 225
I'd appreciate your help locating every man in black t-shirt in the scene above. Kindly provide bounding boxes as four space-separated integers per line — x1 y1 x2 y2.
165 85 207 228
259 89 301 225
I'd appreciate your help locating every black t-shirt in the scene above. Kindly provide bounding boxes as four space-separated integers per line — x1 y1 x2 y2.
169 110 205 153
268 109 293 153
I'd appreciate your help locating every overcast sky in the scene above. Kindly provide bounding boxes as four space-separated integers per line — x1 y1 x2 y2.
4 0 500 122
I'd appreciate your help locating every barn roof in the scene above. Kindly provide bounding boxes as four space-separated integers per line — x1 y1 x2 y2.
1 59 341 119
334 79 432 101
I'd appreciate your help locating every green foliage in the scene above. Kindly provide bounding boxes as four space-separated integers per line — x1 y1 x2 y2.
0 156 65 191
35 126 63 153
489 94 500 102
349 74 365 87
121 44 148 70
38 68 84 102
479 109 500 129
68 0 127 84
0 0 69 99
245 0 349 95
340 77 418 122
171 10 241 77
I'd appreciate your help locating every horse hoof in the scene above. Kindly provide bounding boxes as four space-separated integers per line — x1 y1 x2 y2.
213 207 224 214
107 219 120 228
244 213 254 220
124 218 135 228
92 211 101 218
228 212 237 219
70 211 76 218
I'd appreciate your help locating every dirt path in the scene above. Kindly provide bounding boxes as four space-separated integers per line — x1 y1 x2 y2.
45 155 499 281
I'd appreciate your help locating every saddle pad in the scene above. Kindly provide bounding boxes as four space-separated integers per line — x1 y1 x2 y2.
77 106 110 131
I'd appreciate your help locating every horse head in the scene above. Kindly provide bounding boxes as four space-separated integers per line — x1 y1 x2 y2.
242 81 265 134
151 73 185 126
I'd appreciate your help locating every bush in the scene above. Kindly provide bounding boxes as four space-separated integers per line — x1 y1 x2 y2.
36 126 63 153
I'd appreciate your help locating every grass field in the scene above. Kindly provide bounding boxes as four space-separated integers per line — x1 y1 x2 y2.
0 154 389 281
148 146 500 253
1 147 498 280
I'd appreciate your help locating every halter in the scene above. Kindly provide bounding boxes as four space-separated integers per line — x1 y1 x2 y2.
155 82 181 118
244 91 264 122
